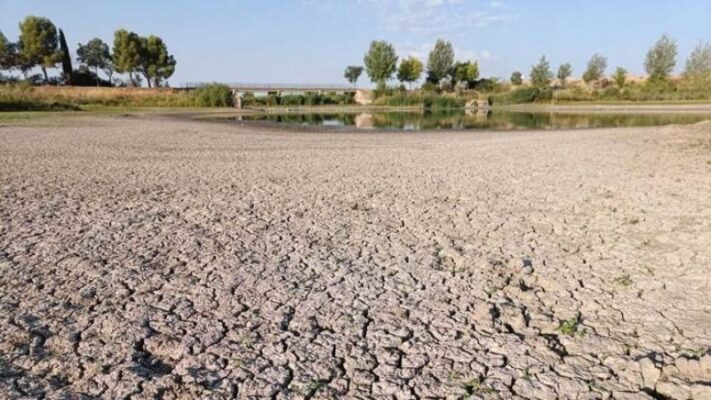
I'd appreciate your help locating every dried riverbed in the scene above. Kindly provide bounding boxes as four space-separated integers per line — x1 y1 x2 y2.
1 116 710 399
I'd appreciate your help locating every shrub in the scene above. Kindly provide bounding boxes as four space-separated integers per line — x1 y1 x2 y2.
376 93 465 109
191 84 234 107
488 87 552 105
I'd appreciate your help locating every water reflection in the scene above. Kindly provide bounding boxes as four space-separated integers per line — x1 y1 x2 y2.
236 110 711 131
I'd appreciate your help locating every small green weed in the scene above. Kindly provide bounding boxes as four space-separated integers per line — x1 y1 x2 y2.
558 317 582 336
614 274 632 287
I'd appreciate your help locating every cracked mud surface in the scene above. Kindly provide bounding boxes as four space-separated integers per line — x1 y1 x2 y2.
1 117 710 399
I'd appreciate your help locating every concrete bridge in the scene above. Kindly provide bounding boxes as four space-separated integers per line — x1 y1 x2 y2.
182 82 365 107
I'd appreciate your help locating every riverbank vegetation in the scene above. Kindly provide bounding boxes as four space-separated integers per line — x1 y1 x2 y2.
241 92 355 108
0 83 235 111
345 34 711 106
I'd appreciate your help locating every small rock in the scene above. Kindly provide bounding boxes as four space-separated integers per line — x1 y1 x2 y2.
639 358 660 389
655 381 690 399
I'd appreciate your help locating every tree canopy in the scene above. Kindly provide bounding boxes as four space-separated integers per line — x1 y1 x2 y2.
58 29 73 84
645 34 677 82
530 56 553 87
427 39 454 83
510 71 523 86
363 40 398 85
452 61 479 87
0 31 8 61
77 38 112 84
612 67 627 88
583 53 607 83
18 16 60 83
112 29 142 86
684 41 711 79
557 63 572 86
138 35 176 87
344 65 364 86
397 56 423 87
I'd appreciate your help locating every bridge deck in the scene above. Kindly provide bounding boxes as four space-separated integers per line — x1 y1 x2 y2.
184 83 357 92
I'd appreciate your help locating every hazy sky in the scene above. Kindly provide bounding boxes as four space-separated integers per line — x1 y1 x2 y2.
1 0 710 86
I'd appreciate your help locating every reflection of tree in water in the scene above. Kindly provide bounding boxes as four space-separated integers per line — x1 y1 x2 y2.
240 111 711 130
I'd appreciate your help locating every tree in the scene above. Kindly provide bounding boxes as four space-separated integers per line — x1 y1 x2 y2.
427 39 454 84
18 16 60 84
0 31 14 72
138 35 176 87
363 40 398 86
113 29 141 86
58 29 73 85
557 63 572 86
397 56 423 88
510 71 523 86
452 61 479 88
583 53 607 83
530 56 553 88
684 41 711 79
645 34 677 82
612 67 627 88
344 65 364 86
77 38 112 85
0 31 7 64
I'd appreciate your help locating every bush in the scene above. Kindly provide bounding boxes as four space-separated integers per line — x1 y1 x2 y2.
488 87 552 105
421 82 440 93
375 93 466 109
240 92 354 108
191 84 234 107
373 84 394 99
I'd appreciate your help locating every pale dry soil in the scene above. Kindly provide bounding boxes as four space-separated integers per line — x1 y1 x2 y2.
1 117 710 400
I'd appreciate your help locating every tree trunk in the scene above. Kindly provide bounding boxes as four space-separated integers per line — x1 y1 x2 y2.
145 74 152 88
41 66 49 85
96 67 100 86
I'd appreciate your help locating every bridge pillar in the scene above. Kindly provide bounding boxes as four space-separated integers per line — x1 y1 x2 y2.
232 89 242 108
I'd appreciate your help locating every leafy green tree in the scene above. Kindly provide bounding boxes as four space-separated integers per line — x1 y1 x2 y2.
0 31 8 78
684 41 711 79
77 38 112 85
138 35 176 87
344 65 364 86
557 63 572 86
18 16 60 83
58 29 73 85
645 34 677 82
113 29 141 86
452 61 479 88
612 67 627 88
582 53 607 83
0 31 8 64
397 56 423 88
363 40 398 86
510 71 523 86
530 56 553 88
427 39 454 84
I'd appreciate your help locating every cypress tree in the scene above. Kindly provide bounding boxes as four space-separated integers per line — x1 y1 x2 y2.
58 29 73 85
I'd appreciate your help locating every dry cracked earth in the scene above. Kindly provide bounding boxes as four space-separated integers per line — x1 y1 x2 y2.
1 116 711 400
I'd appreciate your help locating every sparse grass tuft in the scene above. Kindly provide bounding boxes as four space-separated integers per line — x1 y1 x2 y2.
462 377 498 395
558 317 583 336
303 380 326 396
615 274 633 287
